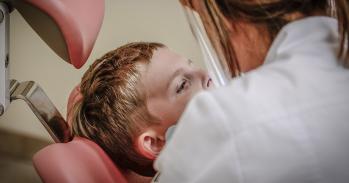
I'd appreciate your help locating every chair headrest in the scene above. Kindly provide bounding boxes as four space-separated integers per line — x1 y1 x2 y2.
13 0 104 68
32 86 128 183
32 137 127 183
66 84 82 127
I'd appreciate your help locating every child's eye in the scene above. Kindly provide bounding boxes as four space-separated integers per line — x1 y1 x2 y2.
176 79 190 94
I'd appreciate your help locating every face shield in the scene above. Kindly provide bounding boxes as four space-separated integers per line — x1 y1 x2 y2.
180 0 242 86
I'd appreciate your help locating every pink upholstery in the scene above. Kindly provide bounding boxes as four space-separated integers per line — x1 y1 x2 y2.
33 137 127 183
14 0 126 181
23 0 105 68
66 84 82 127
33 85 128 183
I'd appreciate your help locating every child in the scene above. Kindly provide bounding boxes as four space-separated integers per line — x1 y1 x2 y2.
71 42 212 178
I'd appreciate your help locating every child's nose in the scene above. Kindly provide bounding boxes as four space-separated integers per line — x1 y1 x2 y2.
194 69 211 89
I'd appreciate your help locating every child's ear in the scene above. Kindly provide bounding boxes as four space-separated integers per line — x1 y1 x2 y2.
136 129 165 160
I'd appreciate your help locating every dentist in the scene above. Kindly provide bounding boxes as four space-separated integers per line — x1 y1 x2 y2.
155 0 349 182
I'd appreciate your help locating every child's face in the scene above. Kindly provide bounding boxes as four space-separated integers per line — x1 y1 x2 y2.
140 47 212 136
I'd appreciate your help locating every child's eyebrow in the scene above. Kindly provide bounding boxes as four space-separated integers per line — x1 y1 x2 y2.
166 67 185 90
166 59 191 90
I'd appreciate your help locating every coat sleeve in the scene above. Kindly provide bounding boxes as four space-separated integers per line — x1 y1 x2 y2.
154 86 329 183
154 91 243 183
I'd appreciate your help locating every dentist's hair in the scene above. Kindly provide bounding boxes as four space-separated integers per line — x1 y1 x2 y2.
71 42 164 176
188 0 349 77
215 0 349 68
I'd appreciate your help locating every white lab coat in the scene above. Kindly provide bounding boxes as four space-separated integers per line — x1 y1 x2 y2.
155 17 349 183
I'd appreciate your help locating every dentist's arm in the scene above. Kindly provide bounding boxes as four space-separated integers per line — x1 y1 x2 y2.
154 91 239 182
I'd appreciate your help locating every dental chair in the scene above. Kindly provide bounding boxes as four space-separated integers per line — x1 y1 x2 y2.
0 0 127 182
33 85 127 183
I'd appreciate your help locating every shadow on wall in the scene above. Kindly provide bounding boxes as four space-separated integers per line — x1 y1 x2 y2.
0 129 52 183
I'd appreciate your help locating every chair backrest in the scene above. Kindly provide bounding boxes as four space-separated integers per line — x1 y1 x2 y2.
33 137 127 183
12 0 104 68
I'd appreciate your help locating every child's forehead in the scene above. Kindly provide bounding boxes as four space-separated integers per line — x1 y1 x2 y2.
136 49 189 95
152 47 184 62
136 48 189 76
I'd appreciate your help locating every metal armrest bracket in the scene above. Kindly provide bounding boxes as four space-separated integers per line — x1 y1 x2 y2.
10 79 72 142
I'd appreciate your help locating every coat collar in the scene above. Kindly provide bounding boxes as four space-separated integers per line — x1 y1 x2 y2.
264 16 338 65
